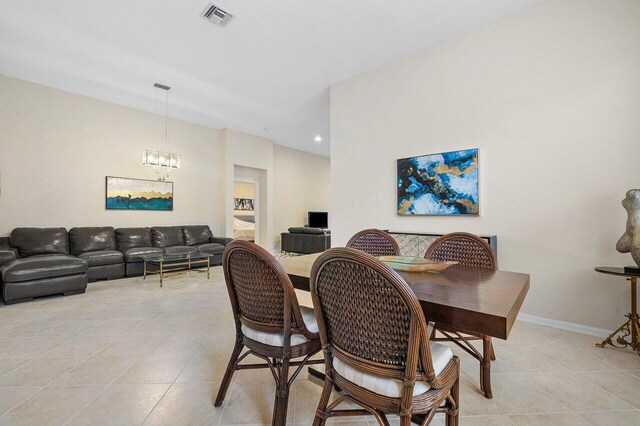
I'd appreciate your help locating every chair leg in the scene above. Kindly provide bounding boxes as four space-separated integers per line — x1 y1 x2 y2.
489 338 496 361
446 372 460 426
312 375 334 426
214 339 243 407
399 414 412 426
480 335 493 399
272 356 291 425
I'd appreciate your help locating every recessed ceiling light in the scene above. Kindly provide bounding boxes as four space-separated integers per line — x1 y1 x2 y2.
314 135 322 142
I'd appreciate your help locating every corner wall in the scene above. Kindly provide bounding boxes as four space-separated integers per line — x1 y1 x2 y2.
273 145 330 249
0 75 332 251
221 130 331 250
330 0 640 330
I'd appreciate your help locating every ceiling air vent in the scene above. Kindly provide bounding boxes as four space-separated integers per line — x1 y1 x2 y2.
201 3 233 27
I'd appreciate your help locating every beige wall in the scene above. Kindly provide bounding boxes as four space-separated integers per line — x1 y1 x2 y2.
0 76 331 252
273 145 330 249
221 129 274 247
0 75 223 235
330 0 640 331
221 130 330 250
233 182 255 200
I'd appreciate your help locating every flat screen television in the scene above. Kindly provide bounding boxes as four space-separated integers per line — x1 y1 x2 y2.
308 211 328 229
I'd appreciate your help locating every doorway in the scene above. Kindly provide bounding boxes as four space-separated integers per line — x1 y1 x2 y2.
232 179 258 243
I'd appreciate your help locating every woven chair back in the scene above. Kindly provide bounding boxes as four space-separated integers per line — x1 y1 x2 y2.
425 232 497 271
311 248 435 380
346 229 401 257
223 240 306 334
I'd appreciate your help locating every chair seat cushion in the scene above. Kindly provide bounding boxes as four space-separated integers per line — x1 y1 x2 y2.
76 250 124 267
241 306 318 346
123 247 163 262
162 246 199 255
194 243 225 256
332 342 453 397
0 254 88 283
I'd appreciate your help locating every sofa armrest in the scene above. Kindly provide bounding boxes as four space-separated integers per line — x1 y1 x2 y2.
210 237 233 246
0 249 18 267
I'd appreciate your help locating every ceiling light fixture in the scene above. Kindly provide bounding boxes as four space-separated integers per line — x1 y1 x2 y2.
314 135 322 142
142 83 181 181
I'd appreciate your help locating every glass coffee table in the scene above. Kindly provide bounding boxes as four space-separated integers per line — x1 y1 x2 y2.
140 252 211 287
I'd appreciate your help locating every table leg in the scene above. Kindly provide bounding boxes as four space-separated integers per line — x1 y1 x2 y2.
597 277 640 354
207 257 210 280
480 335 493 399
160 262 163 288
143 261 147 280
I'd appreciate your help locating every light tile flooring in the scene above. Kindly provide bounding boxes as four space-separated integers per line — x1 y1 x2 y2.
0 268 638 425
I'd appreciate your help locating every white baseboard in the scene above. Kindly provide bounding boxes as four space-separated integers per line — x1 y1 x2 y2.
517 313 612 337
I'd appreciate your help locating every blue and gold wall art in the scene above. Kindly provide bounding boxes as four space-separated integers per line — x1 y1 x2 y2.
397 148 479 216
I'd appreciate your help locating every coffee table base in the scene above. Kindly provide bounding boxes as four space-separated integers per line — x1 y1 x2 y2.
143 257 211 287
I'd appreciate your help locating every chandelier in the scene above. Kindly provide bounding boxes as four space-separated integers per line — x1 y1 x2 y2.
142 83 181 181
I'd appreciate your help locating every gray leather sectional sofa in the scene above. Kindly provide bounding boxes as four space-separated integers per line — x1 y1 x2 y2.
0 225 231 304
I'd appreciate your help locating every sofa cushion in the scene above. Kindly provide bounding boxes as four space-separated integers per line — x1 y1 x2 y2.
194 243 225 256
182 226 213 246
0 254 87 283
76 250 124 267
116 228 153 251
210 237 233 246
151 227 184 248
69 227 116 255
332 342 453 397
10 228 69 257
0 249 17 267
241 306 318 347
288 227 305 234
162 246 199 255
303 227 325 235
123 247 163 263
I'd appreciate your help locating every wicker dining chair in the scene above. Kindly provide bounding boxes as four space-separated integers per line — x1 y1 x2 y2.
346 229 401 257
424 232 497 398
214 240 323 425
310 248 460 426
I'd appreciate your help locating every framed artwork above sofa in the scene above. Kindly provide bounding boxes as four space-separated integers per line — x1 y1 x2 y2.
106 176 173 211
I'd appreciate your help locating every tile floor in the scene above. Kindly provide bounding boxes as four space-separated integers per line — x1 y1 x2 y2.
0 268 638 425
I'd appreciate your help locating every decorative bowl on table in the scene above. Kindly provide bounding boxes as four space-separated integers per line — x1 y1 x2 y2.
378 256 458 272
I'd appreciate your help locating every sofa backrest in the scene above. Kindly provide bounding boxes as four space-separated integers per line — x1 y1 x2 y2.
182 225 213 246
151 226 184 248
115 228 153 251
69 227 116 255
10 227 69 257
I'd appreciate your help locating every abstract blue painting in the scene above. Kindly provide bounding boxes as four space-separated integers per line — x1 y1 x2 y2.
106 177 173 211
397 148 479 215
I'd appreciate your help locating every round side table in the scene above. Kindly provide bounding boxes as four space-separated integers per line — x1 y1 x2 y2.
595 267 640 356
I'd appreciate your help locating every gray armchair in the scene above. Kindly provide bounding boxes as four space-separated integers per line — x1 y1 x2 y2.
281 227 330 254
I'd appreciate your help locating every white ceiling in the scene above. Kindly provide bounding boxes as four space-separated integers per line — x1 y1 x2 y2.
0 0 547 156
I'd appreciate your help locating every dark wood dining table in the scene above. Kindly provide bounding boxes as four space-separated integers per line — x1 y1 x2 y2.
279 252 530 398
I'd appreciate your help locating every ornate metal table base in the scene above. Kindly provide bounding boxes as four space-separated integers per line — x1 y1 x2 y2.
596 276 640 356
